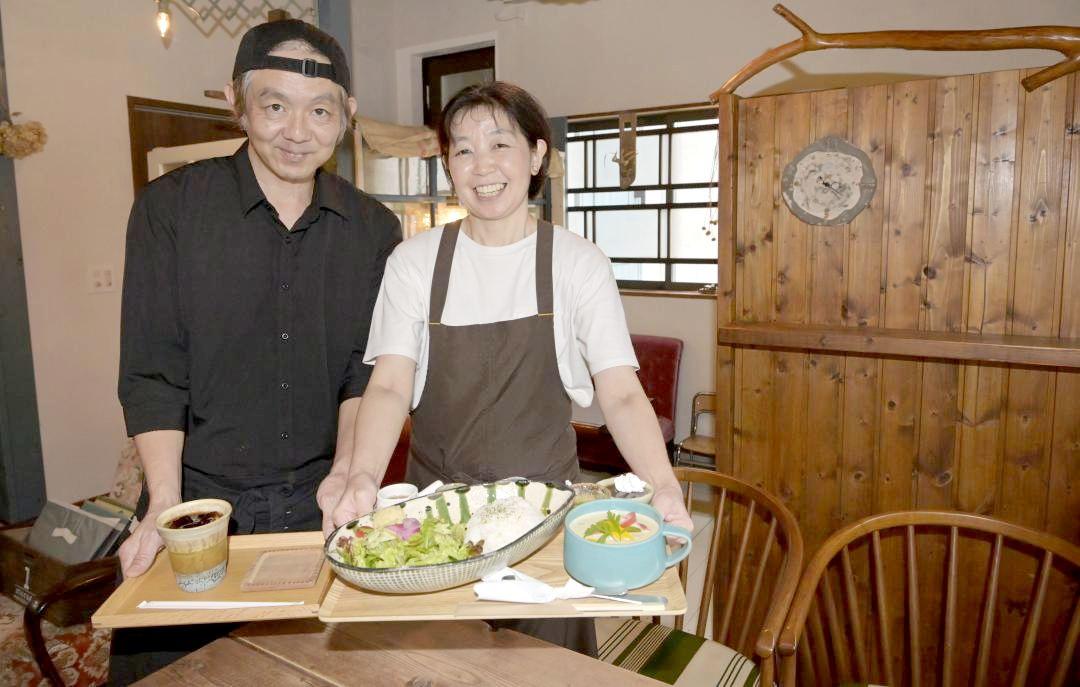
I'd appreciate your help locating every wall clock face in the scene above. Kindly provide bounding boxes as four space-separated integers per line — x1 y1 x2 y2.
781 135 876 226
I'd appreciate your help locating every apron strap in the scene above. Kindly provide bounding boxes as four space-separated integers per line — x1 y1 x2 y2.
429 220 462 325
535 220 554 316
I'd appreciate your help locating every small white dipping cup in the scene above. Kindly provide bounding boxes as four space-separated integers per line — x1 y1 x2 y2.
375 483 418 509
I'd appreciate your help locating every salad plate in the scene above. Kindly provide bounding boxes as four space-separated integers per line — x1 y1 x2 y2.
325 479 574 594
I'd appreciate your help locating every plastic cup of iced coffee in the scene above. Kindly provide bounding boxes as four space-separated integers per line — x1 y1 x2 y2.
155 498 232 592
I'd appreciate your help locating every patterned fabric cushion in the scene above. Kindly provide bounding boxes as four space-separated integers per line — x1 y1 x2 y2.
109 439 143 510
598 618 759 687
0 593 110 686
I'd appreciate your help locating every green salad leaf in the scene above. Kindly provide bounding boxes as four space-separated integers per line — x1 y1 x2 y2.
583 510 644 544
337 515 481 569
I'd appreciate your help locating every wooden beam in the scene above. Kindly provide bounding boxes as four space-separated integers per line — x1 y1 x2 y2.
712 4 1080 98
716 323 1080 368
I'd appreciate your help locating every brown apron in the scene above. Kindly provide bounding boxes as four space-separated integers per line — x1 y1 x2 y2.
406 219 595 656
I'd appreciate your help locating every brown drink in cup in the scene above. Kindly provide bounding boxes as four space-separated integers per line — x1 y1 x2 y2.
155 499 232 592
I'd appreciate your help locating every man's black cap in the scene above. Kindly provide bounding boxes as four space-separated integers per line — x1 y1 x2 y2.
232 19 351 94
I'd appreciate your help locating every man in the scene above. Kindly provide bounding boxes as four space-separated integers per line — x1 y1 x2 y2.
113 19 399 682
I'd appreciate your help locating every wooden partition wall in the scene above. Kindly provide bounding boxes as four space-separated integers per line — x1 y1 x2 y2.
714 66 1079 684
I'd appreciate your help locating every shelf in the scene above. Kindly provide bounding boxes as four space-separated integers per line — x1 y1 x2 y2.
716 323 1080 369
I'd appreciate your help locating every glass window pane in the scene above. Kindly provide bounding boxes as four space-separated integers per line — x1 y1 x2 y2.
672 263 718 284
645 190 666 204
672 187 717 204
567 141 585 189
670 207 719 259
435 161 452 194
612 263 665 282
383 201 433 239
660 134 668 185
402 157 429 196
440 69 494 110
569 190 645 207
594 137 619 187
595 210 658 258
674 117 719 128
671 130 717 184
632 136 659 186
435 203 468 227
660 211 668 259
568 211 585 237
362 154 403 195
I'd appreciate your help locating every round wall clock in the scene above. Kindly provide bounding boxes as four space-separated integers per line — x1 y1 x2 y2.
781 135 876 226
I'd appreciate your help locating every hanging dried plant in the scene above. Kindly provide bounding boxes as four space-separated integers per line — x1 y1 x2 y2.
0 119 48 159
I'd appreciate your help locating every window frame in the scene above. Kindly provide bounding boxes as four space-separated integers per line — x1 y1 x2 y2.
566 107 719 291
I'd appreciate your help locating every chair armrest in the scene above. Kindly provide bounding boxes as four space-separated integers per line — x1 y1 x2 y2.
23 564 119 686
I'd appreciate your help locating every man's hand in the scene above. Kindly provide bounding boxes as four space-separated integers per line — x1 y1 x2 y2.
317 470 349 537
118 506 172 578
651 483 694 534
326 474 379 536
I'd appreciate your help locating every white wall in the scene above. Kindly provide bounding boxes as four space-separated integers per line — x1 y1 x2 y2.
351 0 1078 123
1 0 243 503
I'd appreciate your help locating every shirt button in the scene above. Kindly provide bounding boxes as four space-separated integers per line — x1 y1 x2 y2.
281 332 289 340
281 382 290 390
280 431 289 440
280 282 290 290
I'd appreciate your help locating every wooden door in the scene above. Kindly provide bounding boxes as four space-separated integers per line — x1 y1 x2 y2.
127 96 240 195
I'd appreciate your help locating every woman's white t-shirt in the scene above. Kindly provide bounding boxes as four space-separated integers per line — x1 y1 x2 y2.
364 224 638 409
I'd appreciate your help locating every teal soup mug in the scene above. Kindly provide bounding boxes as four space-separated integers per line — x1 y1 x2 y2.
563 499 692 595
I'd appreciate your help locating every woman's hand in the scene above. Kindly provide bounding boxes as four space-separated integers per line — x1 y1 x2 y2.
118 501 176 578
650 483 694 533
326 473 380 536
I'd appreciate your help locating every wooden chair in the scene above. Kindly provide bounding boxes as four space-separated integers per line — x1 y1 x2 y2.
778 511 1080 687
598 467 804 686
673 392 716 468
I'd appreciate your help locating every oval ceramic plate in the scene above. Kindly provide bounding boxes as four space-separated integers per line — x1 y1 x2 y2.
325 479 574 594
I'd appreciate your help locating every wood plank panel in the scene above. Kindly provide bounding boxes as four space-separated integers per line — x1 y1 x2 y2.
955 69 1023 687
916 74 976 684
1038 73 1080 687
769 91 811 523
715 94 739 474
731 97 777 644
957 70 1021 517
804 88 849 558
842 83 890 682
1047 76 1080 546
841 84 889 524
995 67 1071 687
878 79 932 687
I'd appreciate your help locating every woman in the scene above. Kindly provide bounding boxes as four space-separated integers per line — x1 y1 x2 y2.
325 81 693 654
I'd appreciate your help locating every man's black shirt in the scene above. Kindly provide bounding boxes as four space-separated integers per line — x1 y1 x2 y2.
119 143 401 481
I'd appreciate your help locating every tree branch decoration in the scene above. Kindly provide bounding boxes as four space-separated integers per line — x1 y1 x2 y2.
0 117 47 159
712 4 1080 99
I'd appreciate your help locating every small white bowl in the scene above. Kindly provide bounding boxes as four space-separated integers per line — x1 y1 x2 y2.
596 476 654 504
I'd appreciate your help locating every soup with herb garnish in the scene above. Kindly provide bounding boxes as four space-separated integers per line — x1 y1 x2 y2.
568 509 658 545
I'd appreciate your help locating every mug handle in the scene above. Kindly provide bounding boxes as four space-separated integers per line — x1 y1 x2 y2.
661 524 693 567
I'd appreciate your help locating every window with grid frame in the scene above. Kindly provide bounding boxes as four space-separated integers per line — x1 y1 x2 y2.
565 107 720 290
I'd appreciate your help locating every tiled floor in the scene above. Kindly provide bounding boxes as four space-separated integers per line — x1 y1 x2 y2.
581 470 717 642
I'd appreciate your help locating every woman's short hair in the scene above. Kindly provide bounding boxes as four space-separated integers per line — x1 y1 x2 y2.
437 81 552 199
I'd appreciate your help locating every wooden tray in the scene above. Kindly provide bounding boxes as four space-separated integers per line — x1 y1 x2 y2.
92 532 332 628
319 531 687 622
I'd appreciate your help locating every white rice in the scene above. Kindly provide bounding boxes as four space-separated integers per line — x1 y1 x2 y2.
466 496 545 554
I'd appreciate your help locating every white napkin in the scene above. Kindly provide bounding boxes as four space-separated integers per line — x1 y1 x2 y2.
473 566 594 604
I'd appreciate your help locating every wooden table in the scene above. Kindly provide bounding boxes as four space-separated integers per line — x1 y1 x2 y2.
135 617 664 686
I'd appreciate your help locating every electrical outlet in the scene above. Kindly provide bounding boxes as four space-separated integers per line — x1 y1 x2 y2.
88 264 116 293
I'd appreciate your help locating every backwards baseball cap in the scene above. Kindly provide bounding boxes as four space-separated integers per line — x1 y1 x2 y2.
232 19 351 94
